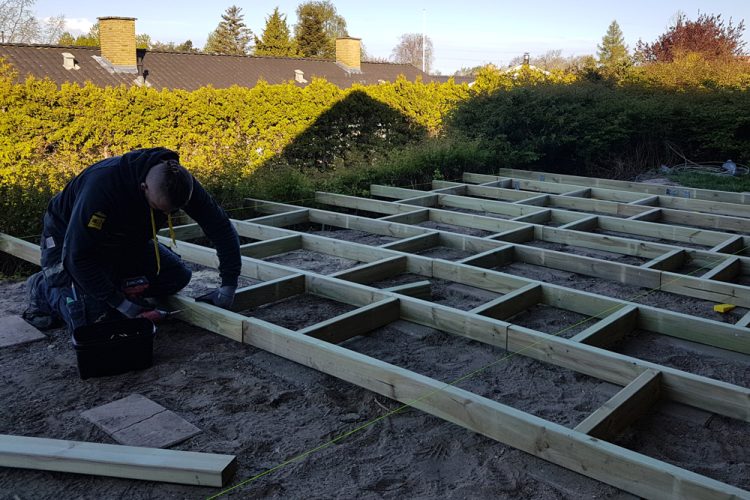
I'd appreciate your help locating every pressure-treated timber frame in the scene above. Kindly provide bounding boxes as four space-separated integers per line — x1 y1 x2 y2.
0 434 236 487
2 170 749 498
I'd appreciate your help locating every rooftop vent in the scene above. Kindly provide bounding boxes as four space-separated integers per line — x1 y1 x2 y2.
295 69 307 84
62 52 79 70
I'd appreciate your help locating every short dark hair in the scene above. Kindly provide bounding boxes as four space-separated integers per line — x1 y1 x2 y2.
160 159 193 209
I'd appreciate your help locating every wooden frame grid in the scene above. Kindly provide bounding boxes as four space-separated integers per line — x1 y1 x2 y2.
1 170 749 498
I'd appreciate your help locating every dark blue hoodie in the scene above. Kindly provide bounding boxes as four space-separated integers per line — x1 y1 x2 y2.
45 148 241 306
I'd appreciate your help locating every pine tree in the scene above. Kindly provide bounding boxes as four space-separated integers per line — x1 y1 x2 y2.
204 5 253 55
294 1 347 59
597 20 631 78
255 7 298 57
294 7 327 57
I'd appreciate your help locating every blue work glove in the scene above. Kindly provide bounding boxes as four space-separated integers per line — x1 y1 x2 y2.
196 286 236 309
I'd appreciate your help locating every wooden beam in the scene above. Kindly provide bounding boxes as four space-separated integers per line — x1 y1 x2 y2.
297 298 400 343
701 257 741 282
494 168 750 205
629 196 660 206
231 275 306 312
574 369 662 441
242 209 310 228
378 209 431 225
469 283 542 321
736 310 750 328
560 188 591 197
511 209 552 224
489 226 536 243
381 233 440 252
384 280 432 300
570 305 639 348
239 235 301 259
309 210 427 239
513 194 550 206
0 434 236 487
329 256 406 284
710 235 745 254
241 315 749 499
641 249 686 272
558 216 598 231
513 246 660 289
628 208 662 222
460 245 515 269
0 234 40 265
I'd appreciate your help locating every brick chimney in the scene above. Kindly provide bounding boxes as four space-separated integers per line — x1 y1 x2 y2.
98 16 137 73
335 37 361 72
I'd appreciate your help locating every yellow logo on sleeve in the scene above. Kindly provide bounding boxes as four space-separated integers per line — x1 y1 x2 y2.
87 212 107 230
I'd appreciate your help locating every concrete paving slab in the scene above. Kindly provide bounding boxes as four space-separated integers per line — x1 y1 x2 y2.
81 393 201 448
0 315 47 348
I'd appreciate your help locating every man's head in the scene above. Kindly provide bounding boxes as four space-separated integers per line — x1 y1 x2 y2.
141 159 193 214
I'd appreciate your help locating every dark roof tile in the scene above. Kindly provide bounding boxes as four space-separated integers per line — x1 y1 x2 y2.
0 43 457 90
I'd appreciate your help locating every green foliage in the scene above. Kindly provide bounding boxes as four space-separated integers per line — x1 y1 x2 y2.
668 171 750 192
294 6 327 58
254 7 298 57
295 1 348 59
446 81 750 177
597 20 631 80
204 5 253 55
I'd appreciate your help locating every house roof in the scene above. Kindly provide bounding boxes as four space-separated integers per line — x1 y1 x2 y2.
0 43 454 90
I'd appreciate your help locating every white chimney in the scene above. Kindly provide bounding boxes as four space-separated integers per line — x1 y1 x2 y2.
295 69 307 84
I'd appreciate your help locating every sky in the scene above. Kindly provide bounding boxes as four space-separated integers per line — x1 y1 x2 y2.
34 0 750 75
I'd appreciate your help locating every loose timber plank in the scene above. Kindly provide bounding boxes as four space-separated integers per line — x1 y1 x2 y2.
0 434 236 487
0 235 40 265
574 369 662 441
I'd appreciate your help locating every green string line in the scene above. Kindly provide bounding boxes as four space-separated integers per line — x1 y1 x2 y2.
207 244 749 499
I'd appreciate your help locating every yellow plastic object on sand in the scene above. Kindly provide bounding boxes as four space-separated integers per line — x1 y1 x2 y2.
713 303 736 313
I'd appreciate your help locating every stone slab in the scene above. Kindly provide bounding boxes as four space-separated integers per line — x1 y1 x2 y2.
81 394 201 448
0 316 47 348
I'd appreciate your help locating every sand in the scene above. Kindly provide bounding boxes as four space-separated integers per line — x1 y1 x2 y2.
1 232 748 498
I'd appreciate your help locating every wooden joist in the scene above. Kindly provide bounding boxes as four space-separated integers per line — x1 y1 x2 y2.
574 369 662 441
0 434 236 487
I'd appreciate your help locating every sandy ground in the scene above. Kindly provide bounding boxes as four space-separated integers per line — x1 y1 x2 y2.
1 229 749 499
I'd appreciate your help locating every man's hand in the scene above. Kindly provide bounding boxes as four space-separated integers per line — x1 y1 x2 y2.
116 298 169 322
196 285 236 309
116 298 145 319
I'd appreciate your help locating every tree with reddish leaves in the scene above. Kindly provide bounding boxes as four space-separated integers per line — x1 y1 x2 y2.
635 13 746 63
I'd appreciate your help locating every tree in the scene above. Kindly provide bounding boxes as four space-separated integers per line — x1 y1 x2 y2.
0 0 37 43
204 5 253 55
255 7 297 57
150 39 200 53
391 33 433 73
597 20 631 78
294 6 327 57
294 1 347 58
39 13 65 44
635 13 746 62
